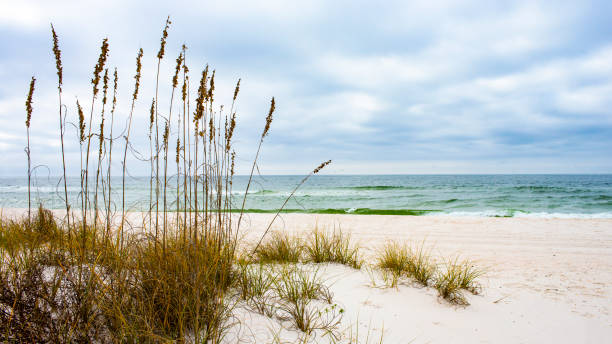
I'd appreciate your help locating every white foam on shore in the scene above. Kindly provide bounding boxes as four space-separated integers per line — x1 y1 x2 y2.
433 210 612 219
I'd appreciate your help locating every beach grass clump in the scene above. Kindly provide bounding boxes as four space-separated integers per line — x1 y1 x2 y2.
0 206 61 251
434 257 483 305
304 227 362 269
235 262 278 316
253 231 303 264
407 242 437 286
102 235 234 342
376 241 436 287
273 265 340 334
376 242 410 275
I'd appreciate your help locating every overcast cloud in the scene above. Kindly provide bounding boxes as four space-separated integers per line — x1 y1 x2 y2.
1 0 611 175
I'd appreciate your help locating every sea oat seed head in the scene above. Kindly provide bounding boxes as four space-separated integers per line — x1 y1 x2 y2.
193 67 208 123
112 68 118 112
230 151 236 179
149 98 155 130
102 68 109 106
233 78 241 102
92 38 110 97
50 24 63 91
99 117 105 154
226 112 236 152
77 100 85 142
172 52 183 88
313 160 332 174
262 97 275 138
209 115 215 143
207 70 215 104
25 76 35 128
163 121 169 146
133 48 143 101
157 16 171 59
176 137 180 163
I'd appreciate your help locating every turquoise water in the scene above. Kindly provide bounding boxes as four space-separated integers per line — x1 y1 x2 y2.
1 175 611 218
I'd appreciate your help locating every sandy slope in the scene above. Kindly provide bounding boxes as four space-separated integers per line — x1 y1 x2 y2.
3 208 612 343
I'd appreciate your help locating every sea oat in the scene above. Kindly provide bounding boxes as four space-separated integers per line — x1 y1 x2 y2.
25 77 35 128
150 99 155 130
173 52 183 88
51 25 63 91
262 97 275 138
133 48 143 101
77 100 85 142
157 16 171 59
92 38 109 97
313 160 332 174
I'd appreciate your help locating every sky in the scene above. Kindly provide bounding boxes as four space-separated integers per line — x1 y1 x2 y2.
1 0 611 176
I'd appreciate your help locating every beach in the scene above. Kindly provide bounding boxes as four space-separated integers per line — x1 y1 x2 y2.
235 213 612 343
3 208 611 342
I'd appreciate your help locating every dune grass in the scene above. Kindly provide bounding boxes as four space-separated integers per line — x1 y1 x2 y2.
375 241 482 304
434 256 483 305
376 241 436 287
253 231 304 264
304 227 362 269
249 228 363 269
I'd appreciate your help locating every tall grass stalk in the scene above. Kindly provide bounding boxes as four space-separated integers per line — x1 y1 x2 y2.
51 25 70 231
93 68 109 239
252 159 332 254
105 68 118 239
83 38 109 238
120 48 143 248
24 76 35 223
154 16 171 243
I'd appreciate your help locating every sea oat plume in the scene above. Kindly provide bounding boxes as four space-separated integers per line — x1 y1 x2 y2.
112 68 118 112
133 48 143 101
157 16 171 59
262 97 275 138
233 78 241 102
182 75 188 102
102 68 109 105
313 160 332 174
163 121 169 146
230 151 236 179
92 38 110 97
208 70 216 104
25 76 36 128
50 24 63 91
173 52 183 88
77 100 85 142
193 67 208 122
176 137 180 164
226 112 236 152
149 98 155 130
98 118 105 155
209 114 215 143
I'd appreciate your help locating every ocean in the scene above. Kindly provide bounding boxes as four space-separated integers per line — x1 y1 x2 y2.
1 175 611 218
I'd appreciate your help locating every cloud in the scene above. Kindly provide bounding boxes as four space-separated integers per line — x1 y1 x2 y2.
0 0 611 175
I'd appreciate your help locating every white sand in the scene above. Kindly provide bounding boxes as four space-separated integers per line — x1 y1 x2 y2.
3 208 612 343
233 213 612 343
